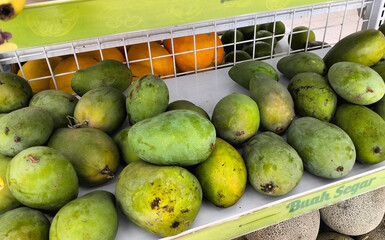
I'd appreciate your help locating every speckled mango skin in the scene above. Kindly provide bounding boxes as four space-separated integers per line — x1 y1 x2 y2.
212 93 260 145
287 117 356 179
0 107 53 157
0 72 32 113
7 146 78 211
0 154 21 214
277 52 326 79
192 138 247 207
249 74 294 134
47 128 120 186
323 29 385 68
115 161 202 237
74 86 126 134
113 126 141 165
0 207 50 240
328 62 385 105
50 191 118 240
288 72 337 122
243 132 303 196
317 232 354 240
128 109 216 166
29 90 78 129
126 74 169 124
228 61 278 89
334 104 385 164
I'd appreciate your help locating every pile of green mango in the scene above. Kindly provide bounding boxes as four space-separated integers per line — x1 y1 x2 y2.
2 24 385 240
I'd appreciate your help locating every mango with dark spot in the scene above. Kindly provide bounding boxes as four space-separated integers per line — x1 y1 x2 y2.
29 89 78 129
50 190 118 240
71 59 132 96
113 126 141 165
212 93 260 145
0 107 53 157
323 29 385 68
228 60 278 89
334 104 385 164
277 52 326 79
73 86 126 134
0 154 21 214
126 74 169 124
288 72 337 122
192 138 247 207
287 117 356 178
47 127 120 186
115 161 202 237
0 207 50 240
7 146 78 211
328 62 384 105
128 109 216 166
249 73 294 134
0 72 32 113
243 131 303 196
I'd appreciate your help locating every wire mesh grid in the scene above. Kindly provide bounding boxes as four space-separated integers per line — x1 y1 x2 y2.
3 0 384 95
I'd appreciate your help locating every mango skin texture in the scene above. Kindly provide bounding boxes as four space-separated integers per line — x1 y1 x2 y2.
192 138 247 207
0 207 50 240
287 117 356 179
0 72 32 113
334 104 385 164
128 109 216 166
115 161 202 237
243 131 303 196
277 52 326 79
49 190 118 240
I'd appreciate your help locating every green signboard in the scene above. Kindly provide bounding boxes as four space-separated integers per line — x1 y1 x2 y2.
0 0 334 50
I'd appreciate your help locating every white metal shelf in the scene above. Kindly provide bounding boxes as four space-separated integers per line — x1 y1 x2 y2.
75 48 385 240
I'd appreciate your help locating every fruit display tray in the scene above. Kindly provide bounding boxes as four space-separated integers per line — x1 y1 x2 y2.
78 48 385 240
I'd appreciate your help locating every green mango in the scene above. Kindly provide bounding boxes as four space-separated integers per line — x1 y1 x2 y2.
212 93 260 145
249 73 295 134
7 146 78 211
243 42 274 60
323 29 385 68
256 30 277 47
258 21 286 41
243 132 303 196
0 72 32 113
0 154 21 214
224 50 251 63
228 60 278 89
128 109 216 166
288 26 315 50
334 104 385 164
0 107 53 157
192 138 247 207
371 61 385 79
0 113 6 119
317 232 354 240
47 128 120 186
288 72 337 122
126 74 169 124
287 117 356 178
73 86 126 134
50 191 118 240
221 29 244 53
277 52 326 79
166 100 210 120
71 59 132 96
113 126 141 165
0 207 50 240
328 61 384 105
372 62 385 119
239 25 259 40
29 89 78 129
116 160 202 237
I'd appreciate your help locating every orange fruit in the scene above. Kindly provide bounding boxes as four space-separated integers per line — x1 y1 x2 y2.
17 57 63 94
127 42 174 77
50 55 99 94
79 47 125 62
129 63 154 81
163 32 224 72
